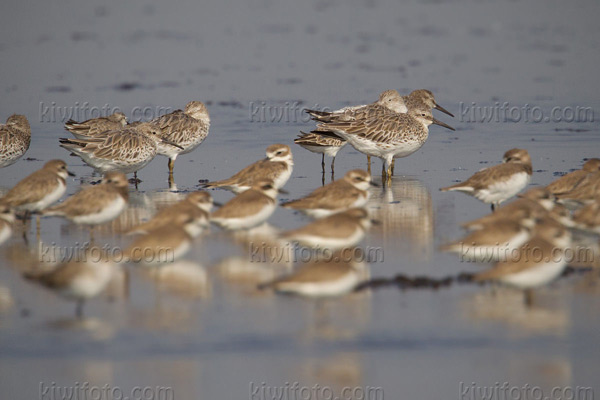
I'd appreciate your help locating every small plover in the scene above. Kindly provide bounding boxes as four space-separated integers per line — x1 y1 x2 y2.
546 158 600 195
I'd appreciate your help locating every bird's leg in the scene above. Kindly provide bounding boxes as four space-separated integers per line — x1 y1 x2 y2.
75 300 84 319
321 154 325 172
367 155 371 171
524 289 533 308
168 158 174 177
381 162 386 179
331 156 335 175
491 203 496 212
391 159 395 176
387 164 393 184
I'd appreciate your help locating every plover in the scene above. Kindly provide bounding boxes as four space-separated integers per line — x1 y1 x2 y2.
64 111 127 139
211 180 278 230
546 158 600 195
313 107 454 179
281 208 372 250
473 218 571 292
59 123 183 175
442 219 532 262
0 204 15 246
555 171 600 208
0 160 73 214
258 253 370 297
23 249 115 317
294 132 345 174
42 172 129 228
441 148 532 210
204 144 293 193
150 101 210 177
0 114 31 168
126 191 213 235
282 169 376 218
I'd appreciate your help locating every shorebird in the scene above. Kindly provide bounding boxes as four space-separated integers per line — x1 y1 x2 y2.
204 144 293 193
282 169 376 218
0 114 31 168
126 191 213 235
64 111 127 139
42 172 129 232
0 204 15 246
211 180 278 230
258 253 370 297
59 123 183 176
313 107 454 179
546 158 600 195
281 208 373 250
24 249 115 317
294 132 345 175
403 89 454 117
0 160 73 215
555 171 600 209
441 148 532 211
473 218 572 304
571 198 600 234
150 101 210 177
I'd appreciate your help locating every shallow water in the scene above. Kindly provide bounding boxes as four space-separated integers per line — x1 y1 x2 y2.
1 0 600 398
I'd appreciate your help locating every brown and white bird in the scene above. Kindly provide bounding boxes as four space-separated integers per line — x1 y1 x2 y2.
282 169 376 218
126 191 213 235
258 254 370 297
24 249 115 318
281 208 372 250
571 197 600 234
0 204 15 246
64 111 127 139
204 144 293 193
546 158 600 195
0 160 73 215
0 114 31 168
150 101 210 176
294 132 345 174
441 148 532 211
473 217 571 290
211 180 279 230
555 171 600 209
42 172 129 227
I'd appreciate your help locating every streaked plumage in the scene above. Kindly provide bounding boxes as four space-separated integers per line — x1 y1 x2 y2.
281 208 372 250
282 169 375 218
204 144 293 193
64 111 127 139
0 114 31 168
0 160 72 213
403 89 454 117
294 132 345 172
555 171 600 208
441 149 532 210
42 172 129 225
150 101 210 176
211 180 278 230
546 158 600 195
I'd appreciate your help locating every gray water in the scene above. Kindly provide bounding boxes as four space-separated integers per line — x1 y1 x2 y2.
1 0 600 398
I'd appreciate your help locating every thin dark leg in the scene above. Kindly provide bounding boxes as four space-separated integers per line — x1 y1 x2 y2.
491 203 496 212
391 159 395 176
168 158 174 176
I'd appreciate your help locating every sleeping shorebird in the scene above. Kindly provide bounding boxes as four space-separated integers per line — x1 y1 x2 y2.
42 172 129 236
204 144 293 193
312 107 454 180
258 253 370 297
0 114 31 168
23 249 115 318
59 122 183 177
473 217 572 305
555 171 600 209
64 111 127 139
546 158 600 195
441 148 532 211
0 204 15 246
571 197 600 234
150 101 210 178
126 191 213 235
211 180 279 230
282 169 376 218
281 208 373 250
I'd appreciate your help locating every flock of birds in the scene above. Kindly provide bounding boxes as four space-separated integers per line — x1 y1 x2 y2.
0 89 598 317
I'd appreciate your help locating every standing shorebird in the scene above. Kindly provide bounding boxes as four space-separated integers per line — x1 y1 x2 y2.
441 148 532 211
59 123 183 177
42 172 129 238
294 132 345 177
313 107 454 180
211 180 279 230
0 114 31 168
0 204 15 246
64 111 127 139
282 169 376 218
204 144 293 193
546 158 600 195
150 101 210 178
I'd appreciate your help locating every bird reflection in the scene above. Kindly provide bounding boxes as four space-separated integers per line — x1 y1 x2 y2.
144 260 211 299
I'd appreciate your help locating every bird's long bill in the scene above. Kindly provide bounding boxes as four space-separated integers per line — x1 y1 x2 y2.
369 181 380 188
160 138 185 150
67 170 76 177
213 201 224 207
434 103 455 118
432 117 455 131
277 188 289 195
